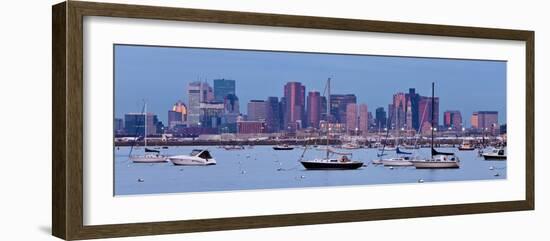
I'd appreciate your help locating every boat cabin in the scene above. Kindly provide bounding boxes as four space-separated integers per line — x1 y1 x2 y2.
190 149 213 159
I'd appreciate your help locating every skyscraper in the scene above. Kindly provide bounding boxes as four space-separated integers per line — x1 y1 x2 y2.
346 103 358 132
213 79 236 102
359 104 369 133
375 107 387 129
247 100 267 121
471 111 498 133
187 81 213 126
124 112 159 136
283 82 306 130
306 91 321 128
392 92 407 130
266 97 281 133
199 101 224 129
330 94 356 125
168 100 187 128
418 96 439 130
406 88 420 130
443 110 462 130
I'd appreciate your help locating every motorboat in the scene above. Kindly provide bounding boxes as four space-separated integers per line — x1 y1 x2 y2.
458 141 476 151
168 149 216 166
482 148 507 160
341 142 361 149
223 145 245 150
300 156 364 170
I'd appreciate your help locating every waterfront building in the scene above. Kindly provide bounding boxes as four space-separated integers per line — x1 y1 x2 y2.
266 97 281 133
283 82 306 129
359 104 369 133
319 121 346 133
199 101 224 129
329 94 356 125
306 91 321 128
213 78 236 102
418 96 439 130
247 100 267 122
375 107 387 129
187 81 213 126
471 111 499 134
443 110 462 130
124 112 159 136
237 120 266 134
346 103 358 133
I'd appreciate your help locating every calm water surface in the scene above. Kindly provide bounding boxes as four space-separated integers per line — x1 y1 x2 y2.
114 146 506 195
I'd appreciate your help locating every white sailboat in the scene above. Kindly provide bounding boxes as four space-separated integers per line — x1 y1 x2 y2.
130 102 167 163
411 82 459 169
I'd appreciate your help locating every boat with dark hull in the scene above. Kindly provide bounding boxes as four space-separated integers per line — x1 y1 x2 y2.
300 158 364 170
482 148 507 160
273 144 294 150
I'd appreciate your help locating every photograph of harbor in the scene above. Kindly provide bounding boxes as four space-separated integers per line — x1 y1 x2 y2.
114 44 507 195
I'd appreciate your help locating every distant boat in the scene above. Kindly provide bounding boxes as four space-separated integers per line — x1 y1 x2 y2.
169 149 216 166
129 102 167 163
273 144 294 150
341 142 361 149
411 82 459 169
482 148 507 160
458 141 476 151
380 148 414 167
223 145 245 150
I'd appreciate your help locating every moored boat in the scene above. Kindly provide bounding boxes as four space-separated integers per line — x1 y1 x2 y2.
273 144 294 150
482 148 507 160
169 149 216 166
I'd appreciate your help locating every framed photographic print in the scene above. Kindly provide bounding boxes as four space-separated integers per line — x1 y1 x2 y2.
52 1 534 240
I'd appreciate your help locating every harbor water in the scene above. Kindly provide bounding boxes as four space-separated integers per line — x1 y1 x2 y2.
114 146 506 195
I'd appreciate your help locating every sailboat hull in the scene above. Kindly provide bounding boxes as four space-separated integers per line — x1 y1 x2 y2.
412 161 459 169
300 161 363 170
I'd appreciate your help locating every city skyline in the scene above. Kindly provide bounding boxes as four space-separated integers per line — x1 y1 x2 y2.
114 44 507 126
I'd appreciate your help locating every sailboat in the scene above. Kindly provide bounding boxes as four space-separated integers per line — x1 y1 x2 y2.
129 102 167 163
411 83 460 169
299 78 364 170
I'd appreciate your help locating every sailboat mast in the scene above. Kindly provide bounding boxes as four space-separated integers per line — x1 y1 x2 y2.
144 102 148 148
431 82 435 159
326 77 331 159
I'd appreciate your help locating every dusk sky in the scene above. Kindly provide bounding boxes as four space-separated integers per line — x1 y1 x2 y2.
114 44 506 126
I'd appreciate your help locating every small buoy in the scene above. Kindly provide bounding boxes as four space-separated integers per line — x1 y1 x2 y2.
137 178 144 182
300 175 305 179
489 166 494 170
241 170 246 174
418 178 424 183
389 166 394 170
277 168 283 171
494 173 500 177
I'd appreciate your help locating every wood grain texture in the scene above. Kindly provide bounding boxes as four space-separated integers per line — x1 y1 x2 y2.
51 1 535 240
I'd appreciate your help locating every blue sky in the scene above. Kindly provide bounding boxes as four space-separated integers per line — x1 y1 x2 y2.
114 44 506 126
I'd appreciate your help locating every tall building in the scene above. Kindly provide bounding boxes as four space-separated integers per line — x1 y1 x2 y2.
375 107 387 129
168 101 187 128
266 97 281 133
124 113 159 136
359 104 369 133
199 101 224 129
391 92 407 130
283 82 306 130
443 110 462 130
320 96 328 121
306 91 321 128
406 88 420 130
346 103 358 132
247 100 267 121
330 94 356 125
114 118 124 134
223 94 240 124
418 96 439 130
187 81 213 125
471 111 499 133
213 79 236 102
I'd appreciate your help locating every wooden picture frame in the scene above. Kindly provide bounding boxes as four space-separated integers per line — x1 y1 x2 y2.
52 1 534 240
